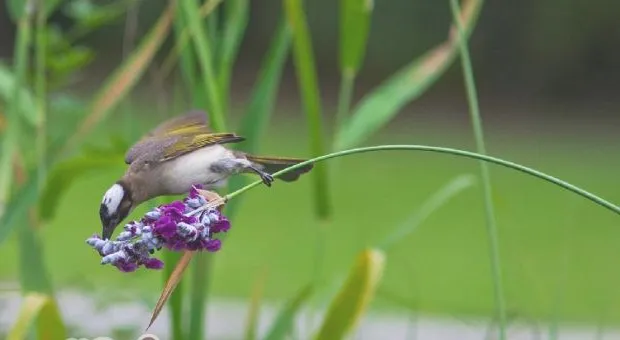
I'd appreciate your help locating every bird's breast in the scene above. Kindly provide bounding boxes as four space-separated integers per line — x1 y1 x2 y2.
158 145 234 194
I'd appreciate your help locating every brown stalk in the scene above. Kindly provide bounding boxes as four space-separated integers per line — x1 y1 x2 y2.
145 189 226 331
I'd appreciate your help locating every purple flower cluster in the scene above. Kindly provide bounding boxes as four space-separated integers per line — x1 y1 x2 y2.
86 185 230 272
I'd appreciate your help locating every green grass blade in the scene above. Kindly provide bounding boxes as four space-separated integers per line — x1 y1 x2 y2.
339 0 373 74
0 63 39 127
449 0 505 338
18 225 53 295
263 283 314 340
60 2 175 155
0 168 38 245
6 293 66 340
378 174 476 250
181 0 227 131
37 154 126 222
218 0 249 112
335 0 373 134
314 249 385 340
188 254 212 340
0 0 33 219
226 18 291 218
284 0 331 219
163 249 186 340
35 0 48 190
333 0 483 150
244 268 268 340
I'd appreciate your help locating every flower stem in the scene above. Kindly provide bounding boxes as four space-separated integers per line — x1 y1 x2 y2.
225 145 620 216
450 0 505 338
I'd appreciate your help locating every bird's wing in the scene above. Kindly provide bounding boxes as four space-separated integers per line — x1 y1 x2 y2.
158 132 245 162
124 110 243 164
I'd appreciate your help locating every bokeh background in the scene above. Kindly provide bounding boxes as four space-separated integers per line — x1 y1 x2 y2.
0 0 619 339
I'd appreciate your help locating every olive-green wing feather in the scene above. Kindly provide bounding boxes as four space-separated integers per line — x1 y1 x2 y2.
159 133 245 161
125 110 241 164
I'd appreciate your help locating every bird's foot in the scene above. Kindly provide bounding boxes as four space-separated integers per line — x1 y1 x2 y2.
260 172 274 187
249 165 274 187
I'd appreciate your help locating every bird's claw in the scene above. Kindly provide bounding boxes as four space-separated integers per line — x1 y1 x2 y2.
260 173 274 187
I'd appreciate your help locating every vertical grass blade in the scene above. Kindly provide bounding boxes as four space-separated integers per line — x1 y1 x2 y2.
218 0 249 112
263 283 314 340
335 0 373 130
226 18 291 218
314 249 385 339
333 0 483 151
0 63 39 127
378 174 476 250
35 1 48 189
0 0 33 219
181 0 227 130
449 1 505 339
18 225 53 295
60 1 175 155
160 0 224 80
6 293 66 340
283 0 331 219
339 0 373 74
243 268 268 340
162 246 186 340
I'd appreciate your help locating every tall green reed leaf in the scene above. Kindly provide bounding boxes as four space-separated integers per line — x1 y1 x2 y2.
284 0 332 219
60 1 175 155
181 0 227 130
178 1 231 337
218 0 249 113
314 249 385 339
333 0 483 150
180 0 230 334
263 283 314 340
335 0 373 130
35 0 48 189
160 0 223 80
0 0 33 219
450 1 505 338
163 240 186 340
378 173 476 250
6 292 66 340
0 168 38 245
0 63 38 127
6 0 62 22
18 225 53 294
244 268 268 340
225 145 620 216
226 18 291 218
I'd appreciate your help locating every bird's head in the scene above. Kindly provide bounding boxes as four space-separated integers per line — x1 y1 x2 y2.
99 180 135 240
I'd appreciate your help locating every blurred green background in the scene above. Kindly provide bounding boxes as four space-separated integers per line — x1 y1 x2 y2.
0 0 619 338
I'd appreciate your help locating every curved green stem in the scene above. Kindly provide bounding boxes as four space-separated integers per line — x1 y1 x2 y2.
226 145 620 215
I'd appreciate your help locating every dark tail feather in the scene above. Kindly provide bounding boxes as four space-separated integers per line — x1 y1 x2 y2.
246 155 314 182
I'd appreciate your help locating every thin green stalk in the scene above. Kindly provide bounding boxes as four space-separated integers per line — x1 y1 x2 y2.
224 145 620 216
0 1 34 218
284 0 331 219
181 0 226 130
450 1 505 338
335 70 355 132
35 0 47 189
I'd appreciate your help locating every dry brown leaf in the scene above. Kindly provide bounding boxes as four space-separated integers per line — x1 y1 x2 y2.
145 189 226 331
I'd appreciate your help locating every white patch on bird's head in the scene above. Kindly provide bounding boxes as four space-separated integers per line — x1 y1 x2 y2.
102 183 125 214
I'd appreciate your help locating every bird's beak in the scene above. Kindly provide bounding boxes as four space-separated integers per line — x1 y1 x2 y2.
102 219 117 240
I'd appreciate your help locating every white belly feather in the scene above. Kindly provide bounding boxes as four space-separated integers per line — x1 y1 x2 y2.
159 145 235 193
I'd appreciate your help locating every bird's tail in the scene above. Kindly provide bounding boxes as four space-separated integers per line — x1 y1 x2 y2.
245 154 314 182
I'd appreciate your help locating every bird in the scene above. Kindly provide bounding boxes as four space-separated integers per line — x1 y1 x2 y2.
98 109 314 240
